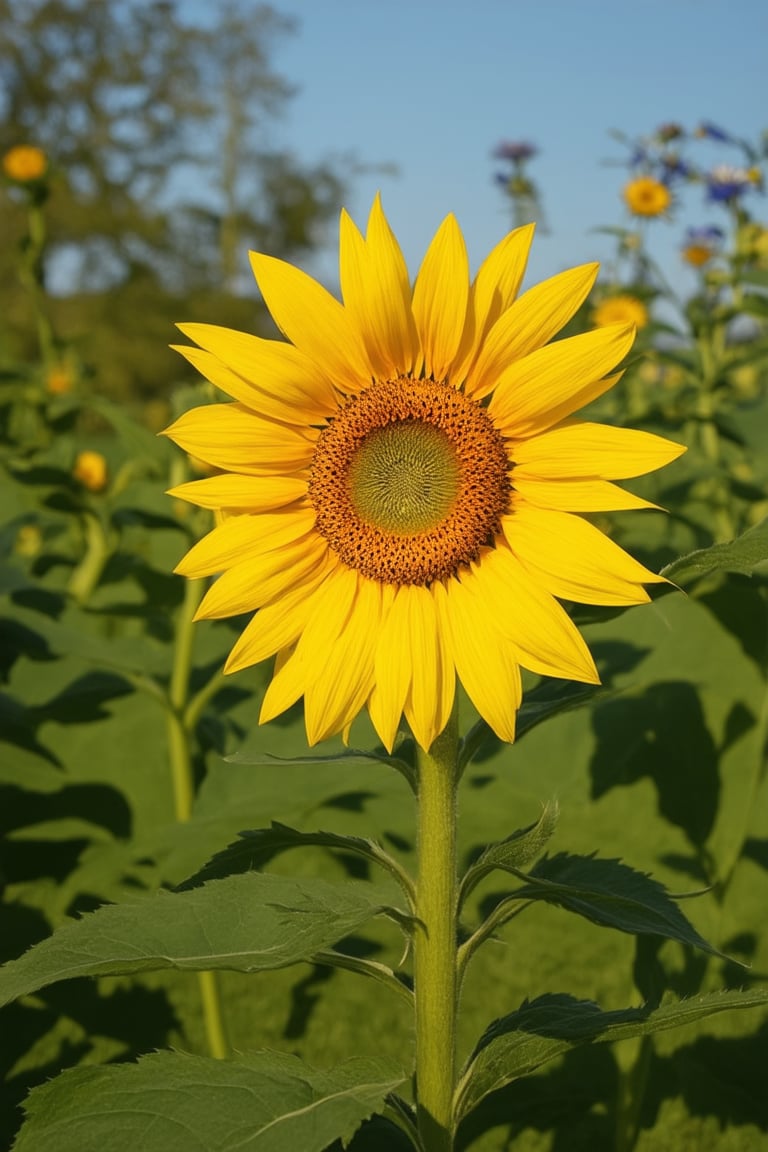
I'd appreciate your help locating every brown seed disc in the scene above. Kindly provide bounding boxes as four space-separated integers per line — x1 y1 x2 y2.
309 377 511 585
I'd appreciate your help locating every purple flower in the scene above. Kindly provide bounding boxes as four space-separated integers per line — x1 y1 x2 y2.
493 140 537 163
706 164 755 202
685 225 725 244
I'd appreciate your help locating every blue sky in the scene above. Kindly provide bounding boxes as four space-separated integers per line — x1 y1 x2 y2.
188 0 767 295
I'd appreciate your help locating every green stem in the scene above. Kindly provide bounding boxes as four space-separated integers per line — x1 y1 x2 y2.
695 330 735 543
19 201 56 370
197 970 229 1061
414 706 460 1152
67 513 111 604
166 708 195 825
165 574 229 1059
170 577 206 716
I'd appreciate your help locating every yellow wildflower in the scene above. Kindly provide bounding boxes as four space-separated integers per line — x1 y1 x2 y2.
3 145 47 183
623 176 671 217
73 450 108 492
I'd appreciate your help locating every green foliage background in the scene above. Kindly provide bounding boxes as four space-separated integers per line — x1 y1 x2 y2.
1 3 768 1149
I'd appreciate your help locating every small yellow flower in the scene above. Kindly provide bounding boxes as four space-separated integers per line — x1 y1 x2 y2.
73 450 108 492
683 244 714 268
2 144 47 183
45 365 74 395
623 176 671 217
593 295 648 330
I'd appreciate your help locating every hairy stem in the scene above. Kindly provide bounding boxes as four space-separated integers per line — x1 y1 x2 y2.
414 706 460 1151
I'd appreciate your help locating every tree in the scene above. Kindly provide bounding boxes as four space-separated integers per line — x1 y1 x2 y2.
0 0 348 396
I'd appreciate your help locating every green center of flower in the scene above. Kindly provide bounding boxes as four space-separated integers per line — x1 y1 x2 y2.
309 377 511 585
348 420 460 533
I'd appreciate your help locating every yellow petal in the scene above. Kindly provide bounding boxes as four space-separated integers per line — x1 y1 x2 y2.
512 422 687 480
162 403 317 475
260 644 306 724
368 587 413 753
473 545 600 683
195 532 328 619
488 327 633 439
260 645 303 723
503 506 663 606
433 577 521 743
451 224 535 385
368 585 454 753
411 214 469 382
403 585 455 753
492 359 627 441
466 263 600 400
224 555 338 672
340 202 419 378
167 473 308 512
303 572 382 744
249 251 371 393
175 505 315 577
511 476 658 512
171 338 337 424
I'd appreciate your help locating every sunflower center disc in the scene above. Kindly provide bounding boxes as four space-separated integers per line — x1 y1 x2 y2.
348 420 460 533
310 377 511 585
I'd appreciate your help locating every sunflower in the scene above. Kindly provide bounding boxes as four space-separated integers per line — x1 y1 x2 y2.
163 197 684 752
623 176 671 217
2 144 47 183
73 450 108 492
592 294 649 330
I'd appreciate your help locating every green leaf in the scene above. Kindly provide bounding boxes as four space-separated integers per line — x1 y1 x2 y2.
227 747 416 790
516 680 604 738
177 821 415 906
14 1049 407 1152
460 681 602 769
0 560 34 595
9 603 169 677
661 518 768 585
0 872 401 1008
458 801 559 907
456 988 768 1122
512 853 726 957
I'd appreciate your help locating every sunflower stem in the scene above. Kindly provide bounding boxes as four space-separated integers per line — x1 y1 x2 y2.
414 705 460 1151
165 574 229 1060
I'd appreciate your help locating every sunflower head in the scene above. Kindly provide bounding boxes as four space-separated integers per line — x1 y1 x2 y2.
163 197 685 752
623 176 672 217
592 294 649 330
2 144 47 183
73 450 108 492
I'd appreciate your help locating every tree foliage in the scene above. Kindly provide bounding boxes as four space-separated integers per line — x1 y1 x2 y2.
0 0 348 396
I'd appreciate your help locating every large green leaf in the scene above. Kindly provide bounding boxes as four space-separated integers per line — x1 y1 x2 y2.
14 1049 407 1152
227 747 416 790
177 821 415 906
661 517 768 585
0 872 401 1008
509 853 726 957
455 989 768 1122
10 602 169 677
